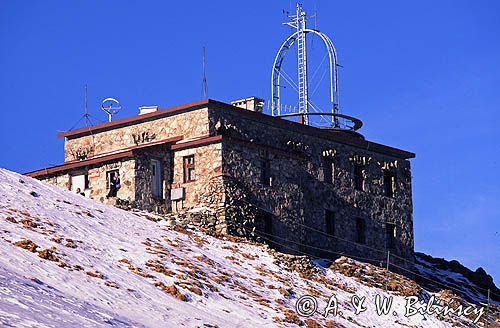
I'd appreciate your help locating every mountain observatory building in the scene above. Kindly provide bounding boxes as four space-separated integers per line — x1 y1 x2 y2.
27 5 415 270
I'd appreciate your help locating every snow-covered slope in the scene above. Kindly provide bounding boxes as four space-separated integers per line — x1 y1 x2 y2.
0 168 496 327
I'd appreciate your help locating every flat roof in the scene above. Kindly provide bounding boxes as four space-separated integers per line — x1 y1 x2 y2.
56 98 415 159
58 99 210 139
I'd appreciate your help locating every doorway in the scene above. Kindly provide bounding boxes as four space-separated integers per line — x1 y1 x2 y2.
151 159 162 198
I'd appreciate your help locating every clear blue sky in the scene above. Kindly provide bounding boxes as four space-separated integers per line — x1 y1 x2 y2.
1 1 499 283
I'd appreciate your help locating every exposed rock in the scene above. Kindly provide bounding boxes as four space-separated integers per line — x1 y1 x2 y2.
416 252 500 302
330 256 421 297
272 252 321 278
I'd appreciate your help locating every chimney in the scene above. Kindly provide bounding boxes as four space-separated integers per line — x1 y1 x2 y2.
139 106 159 115
231 97 264 113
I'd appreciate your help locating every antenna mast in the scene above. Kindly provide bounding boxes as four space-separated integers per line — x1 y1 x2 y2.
202 47 208 99
84 84 89 127
285 4 309 124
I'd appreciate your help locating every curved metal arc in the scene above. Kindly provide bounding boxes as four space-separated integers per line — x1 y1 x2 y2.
271 31 299 116
271 29 340 124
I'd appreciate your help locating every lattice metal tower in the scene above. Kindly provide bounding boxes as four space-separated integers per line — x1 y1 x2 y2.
272 3 358 130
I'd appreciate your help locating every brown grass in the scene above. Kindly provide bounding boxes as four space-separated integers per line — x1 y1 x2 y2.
5 216 17 224
154 282 187 301
305 318 322 328
37 249 60 262
145 260 176 277
241 252 256 260
20 218 39 229
222 245 239 253
73 264 84 271
51 236 63 244
86 271 105 279
65 239 77 248
15 239 38 252
104 281 119 289
128 265 154 279
283 309 302 326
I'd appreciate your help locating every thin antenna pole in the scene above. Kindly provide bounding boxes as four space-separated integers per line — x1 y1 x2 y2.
385 251 390 292
84 83 89 127
485 289 490 328
202 47 207 99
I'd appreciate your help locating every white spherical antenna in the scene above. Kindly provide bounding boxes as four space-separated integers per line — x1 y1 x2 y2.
101 97 122 122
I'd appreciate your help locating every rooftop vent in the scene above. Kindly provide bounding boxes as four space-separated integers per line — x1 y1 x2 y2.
231 97 264 113
139 106 159 115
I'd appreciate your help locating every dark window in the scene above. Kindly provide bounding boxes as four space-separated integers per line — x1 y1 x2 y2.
383 170 396 197
264 212 273 236
325 210 335 236
354 163 364 191
256 211 274 247
106 170 119 190
260 158 271 186
356 217 366 244
386 223 396 249
323 157 334 184
183 155 195 183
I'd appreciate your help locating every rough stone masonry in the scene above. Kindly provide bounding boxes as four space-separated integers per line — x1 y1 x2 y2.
27 98 415 272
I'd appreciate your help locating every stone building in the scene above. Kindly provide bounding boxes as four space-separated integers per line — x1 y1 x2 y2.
27 98 415 269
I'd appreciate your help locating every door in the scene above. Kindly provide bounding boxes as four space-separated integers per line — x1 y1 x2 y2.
151 159 162 198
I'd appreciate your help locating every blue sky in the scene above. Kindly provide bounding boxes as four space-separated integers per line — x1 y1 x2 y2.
1 1 499 283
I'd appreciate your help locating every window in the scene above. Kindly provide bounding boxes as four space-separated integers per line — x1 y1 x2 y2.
322 157 334 184
106 170 119 190
356 217 366 244
183 155 195 183
386 223 396 249
325 210 335 236
70 173 89 192
383 169 396 197
353 163 364 191
260 158 272 186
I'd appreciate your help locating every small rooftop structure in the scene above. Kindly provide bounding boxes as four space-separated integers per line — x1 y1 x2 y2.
231 97 264 113
139 106 159 115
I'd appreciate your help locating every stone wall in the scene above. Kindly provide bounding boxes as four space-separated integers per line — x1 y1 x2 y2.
210 107 415 270
89 159 136 203
38 158 137 203
171 142 223 211
132 149 172 212
64 107 209 162
40 174 71 190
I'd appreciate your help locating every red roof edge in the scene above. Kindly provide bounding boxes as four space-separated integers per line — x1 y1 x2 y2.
171 135 222 151
58 99 211 139
26 136 183 178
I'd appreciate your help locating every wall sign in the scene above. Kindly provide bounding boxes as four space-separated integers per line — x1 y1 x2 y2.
132 131 156 145
88 169 100 179
171 187 185 201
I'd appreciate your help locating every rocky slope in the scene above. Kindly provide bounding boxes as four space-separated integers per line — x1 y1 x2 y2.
0 168 498 327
